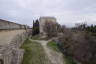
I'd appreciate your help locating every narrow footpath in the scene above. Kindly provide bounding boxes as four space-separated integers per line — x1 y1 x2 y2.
31 39 66 64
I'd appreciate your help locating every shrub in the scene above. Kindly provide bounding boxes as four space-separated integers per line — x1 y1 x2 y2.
58 30 96 64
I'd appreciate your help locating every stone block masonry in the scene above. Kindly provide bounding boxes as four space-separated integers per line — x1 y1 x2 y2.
0 19 31 64
0 31 29 64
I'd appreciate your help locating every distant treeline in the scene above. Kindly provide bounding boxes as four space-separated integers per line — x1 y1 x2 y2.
86 25 96 33
72 23 96 36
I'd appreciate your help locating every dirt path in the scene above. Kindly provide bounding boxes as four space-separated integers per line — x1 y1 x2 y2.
32 39 65 64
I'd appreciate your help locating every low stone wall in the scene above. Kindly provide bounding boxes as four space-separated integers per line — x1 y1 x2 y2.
0 31 30 64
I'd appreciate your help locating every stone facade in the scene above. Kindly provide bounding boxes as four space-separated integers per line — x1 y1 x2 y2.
39 17 57 34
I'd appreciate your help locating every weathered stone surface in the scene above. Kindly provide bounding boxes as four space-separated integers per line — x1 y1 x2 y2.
0 19 31 64
12 49 24 64
0 30 26 46
0 31 29 64
0 30 30 64
39 17 57 34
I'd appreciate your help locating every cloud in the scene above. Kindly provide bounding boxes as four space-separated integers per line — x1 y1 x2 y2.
0 0 96 27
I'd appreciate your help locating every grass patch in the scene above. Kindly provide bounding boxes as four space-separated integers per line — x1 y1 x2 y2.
21 39 50 64
31 35 40 40
64 56 77 64
47 40 77 64
31 35 49 40
47 40 59 52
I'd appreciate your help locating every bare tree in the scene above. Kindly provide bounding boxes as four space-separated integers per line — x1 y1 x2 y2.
75 22 87 30
43 20 58 37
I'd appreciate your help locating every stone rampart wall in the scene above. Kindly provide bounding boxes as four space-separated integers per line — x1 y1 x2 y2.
0 31 30 64
0 19 25 30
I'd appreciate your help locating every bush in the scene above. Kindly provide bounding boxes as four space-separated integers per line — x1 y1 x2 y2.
58 30 96 64
47 40 59 52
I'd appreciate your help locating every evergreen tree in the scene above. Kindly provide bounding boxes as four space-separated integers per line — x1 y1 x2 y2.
32 19 40 36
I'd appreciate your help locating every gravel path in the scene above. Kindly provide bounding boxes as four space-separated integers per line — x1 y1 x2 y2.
32 40 65 64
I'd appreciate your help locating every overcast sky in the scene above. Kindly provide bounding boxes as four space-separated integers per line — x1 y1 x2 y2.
0 0 96 27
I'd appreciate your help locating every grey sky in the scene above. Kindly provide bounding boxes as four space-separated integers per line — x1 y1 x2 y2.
0 0 96 27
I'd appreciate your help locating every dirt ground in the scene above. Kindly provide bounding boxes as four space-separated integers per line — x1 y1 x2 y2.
0 30 26 45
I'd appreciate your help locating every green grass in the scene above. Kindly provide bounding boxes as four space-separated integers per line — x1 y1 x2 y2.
47 40 60 52
47 40 77 64
31 35 49 40
21 39 50 64
64 56 77 64
31 35 40 40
